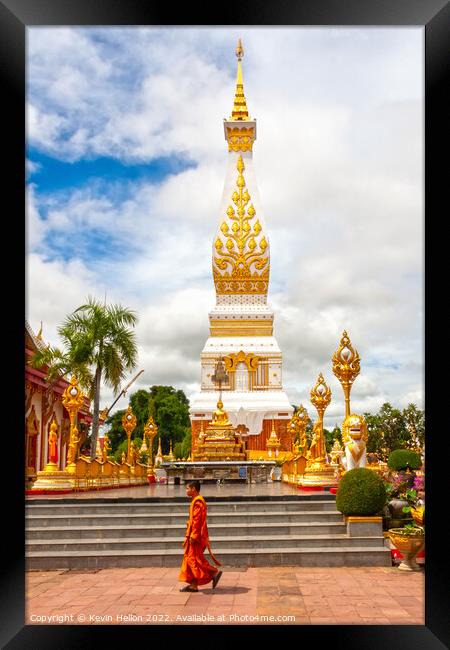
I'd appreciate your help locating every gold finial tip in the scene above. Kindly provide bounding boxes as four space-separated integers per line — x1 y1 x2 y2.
235 38 244 60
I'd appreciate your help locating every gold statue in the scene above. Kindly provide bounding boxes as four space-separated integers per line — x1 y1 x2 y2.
121 451 126 464
329 438 344 466
342 413 368 470
130 441 137 466
287 405 309 455
103 434 111 462
211 400 232 427
67 427 79 465
47 418 59 465
307 421 326 464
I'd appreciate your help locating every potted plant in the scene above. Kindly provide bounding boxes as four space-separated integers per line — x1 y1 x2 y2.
387 449 422 487
388 524 425 571
384 471 424 529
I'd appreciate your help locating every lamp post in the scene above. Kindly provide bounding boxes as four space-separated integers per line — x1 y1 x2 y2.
211 356 229 406
122 406 137 464
62 375 85 475
332 330 360 419
144 415 158 479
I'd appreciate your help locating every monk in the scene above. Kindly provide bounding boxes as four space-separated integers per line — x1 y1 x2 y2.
179 480 222 592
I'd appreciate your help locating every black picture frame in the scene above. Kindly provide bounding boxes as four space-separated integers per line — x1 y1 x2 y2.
3 0 447 647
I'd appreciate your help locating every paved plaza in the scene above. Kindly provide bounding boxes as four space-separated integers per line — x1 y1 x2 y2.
25 483 424 626
26 565 424 626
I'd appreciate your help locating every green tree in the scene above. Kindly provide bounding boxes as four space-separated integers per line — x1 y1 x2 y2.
364 402 412 461
402 403 425 452
30 297 138 460
106 385 191 460
324 424 342 453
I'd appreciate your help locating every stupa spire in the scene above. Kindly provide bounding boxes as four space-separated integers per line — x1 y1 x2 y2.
230 39 249 121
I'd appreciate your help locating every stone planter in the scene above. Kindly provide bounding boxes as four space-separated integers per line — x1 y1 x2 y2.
388 527 425 571
345 516 383 537
388 498 413 528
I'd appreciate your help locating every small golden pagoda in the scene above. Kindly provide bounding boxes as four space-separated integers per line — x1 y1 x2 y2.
192 398 246 461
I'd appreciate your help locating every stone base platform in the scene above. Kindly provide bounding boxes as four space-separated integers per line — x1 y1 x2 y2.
161 461 276 485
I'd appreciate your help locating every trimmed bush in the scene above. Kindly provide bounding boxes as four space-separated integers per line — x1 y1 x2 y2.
387 449 421 471
336 467 387 516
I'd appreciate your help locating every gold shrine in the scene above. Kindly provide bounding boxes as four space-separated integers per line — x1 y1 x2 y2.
192 399 246 462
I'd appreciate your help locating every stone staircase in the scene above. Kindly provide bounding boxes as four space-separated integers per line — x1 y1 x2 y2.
25 495 390 570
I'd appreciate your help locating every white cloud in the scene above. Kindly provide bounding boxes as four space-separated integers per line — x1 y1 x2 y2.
26 27 424 426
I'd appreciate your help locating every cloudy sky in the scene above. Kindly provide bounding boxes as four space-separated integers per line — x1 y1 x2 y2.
26 27 424 430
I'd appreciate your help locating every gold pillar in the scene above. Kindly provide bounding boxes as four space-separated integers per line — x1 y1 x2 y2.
332 330 360 418
299 373 336 488
308 373 331 468
62 375 85 475
144 416 158 477
122 406 137 464
32 375 85 491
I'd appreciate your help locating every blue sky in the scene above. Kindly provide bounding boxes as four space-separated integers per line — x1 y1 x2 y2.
26 27 424 427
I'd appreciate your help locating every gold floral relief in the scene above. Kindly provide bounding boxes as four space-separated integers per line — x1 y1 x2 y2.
213 155 270 295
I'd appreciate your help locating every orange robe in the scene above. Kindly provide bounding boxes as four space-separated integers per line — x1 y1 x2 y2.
179 494 218 586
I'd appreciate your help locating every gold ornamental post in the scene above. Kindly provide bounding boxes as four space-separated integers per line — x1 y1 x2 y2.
332 330 360 418
62 375 85 475
308 373 332 468
122 406 137 464
144 415 158 478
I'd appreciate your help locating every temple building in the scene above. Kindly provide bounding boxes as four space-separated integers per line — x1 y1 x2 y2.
189 41 294 456
25 321 93 489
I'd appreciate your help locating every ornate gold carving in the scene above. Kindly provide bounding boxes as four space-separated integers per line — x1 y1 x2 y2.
224 350 259 372
226 127 255 152
122 406 137 464
332 330 361 418
213 155 269 295
307 374 332 470
62 376 85 471
310 373 332 420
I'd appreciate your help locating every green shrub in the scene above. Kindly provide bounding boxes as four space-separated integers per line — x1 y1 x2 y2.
336 467 387 516
387 449 421 471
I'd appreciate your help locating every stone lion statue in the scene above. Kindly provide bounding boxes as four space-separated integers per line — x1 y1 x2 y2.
342 413 368 470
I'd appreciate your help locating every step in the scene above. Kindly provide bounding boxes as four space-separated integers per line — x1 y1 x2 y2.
26 521 347 539
25 494 337 504
25 510 344 528
26 534 385 552
25 546 391 570
25 500 338 515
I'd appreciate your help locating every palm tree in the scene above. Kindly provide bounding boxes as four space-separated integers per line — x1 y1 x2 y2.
30 296 138 460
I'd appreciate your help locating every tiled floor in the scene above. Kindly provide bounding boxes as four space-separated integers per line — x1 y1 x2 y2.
25 566 424 626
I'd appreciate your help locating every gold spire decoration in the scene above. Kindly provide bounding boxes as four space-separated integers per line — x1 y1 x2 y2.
213 155 269 295
266 418 281 457
36 321 43 340
230 38 249 121
332 331 361 418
